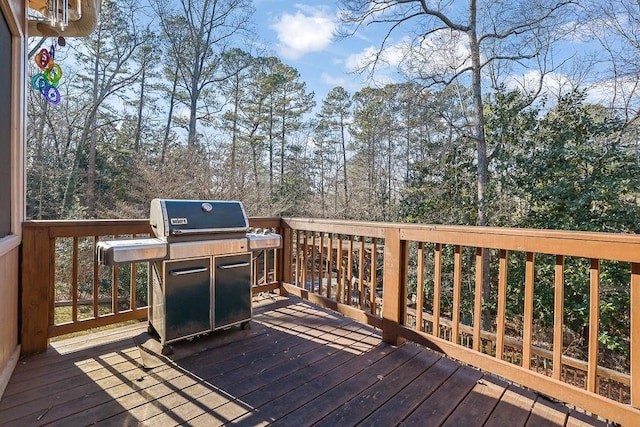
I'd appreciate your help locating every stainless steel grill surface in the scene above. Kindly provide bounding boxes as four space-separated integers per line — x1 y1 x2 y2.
95 199 281 352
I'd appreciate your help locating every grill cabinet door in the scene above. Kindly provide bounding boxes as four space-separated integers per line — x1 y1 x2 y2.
214 253 251 328
164 258 212 342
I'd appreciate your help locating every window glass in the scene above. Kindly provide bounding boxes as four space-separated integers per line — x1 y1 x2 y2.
0 10 11 237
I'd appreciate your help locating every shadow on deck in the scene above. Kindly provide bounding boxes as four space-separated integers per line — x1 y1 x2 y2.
0 295 604 426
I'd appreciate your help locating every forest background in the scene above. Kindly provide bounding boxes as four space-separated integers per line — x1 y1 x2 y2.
24 0 640 367
26 0 639 234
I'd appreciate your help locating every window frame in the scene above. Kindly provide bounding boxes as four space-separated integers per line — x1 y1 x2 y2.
0 1 26 257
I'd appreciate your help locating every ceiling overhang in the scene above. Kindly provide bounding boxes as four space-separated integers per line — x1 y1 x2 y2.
27 0 101 37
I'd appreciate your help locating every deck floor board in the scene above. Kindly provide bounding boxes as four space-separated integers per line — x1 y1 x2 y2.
0 295 604 426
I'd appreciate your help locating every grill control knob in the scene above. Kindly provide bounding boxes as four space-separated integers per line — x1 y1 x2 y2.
201 202 213 213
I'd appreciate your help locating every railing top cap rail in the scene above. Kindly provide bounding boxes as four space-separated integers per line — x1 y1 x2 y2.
282 217 640 242
282 217 640 262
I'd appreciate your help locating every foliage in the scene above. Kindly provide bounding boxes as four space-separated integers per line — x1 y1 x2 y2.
25 0 640 371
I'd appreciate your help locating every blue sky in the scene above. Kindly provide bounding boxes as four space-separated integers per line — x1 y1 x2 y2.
252 1 390 103
250 1 618 111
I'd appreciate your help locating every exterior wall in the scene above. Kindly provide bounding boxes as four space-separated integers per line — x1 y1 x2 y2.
0 0 25 400
0 248 20 399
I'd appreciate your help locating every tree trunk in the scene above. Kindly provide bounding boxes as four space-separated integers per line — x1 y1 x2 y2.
230 76 240 191
468 0 491 327
340 114 348 214
85 36 102 218
162 64 179 164
134 65 146 153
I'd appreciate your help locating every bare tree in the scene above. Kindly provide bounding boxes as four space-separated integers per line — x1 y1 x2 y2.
63 0 148 217
339 0 575 227
151 0 253 147
579 0 640 125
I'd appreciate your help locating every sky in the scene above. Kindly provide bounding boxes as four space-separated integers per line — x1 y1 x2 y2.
250 1 615 111
252 1 396 104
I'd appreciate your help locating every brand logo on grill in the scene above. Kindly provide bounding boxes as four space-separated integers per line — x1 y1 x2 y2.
170 218 188 225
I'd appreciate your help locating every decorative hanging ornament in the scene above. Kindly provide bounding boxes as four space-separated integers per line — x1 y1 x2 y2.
31 44 63 105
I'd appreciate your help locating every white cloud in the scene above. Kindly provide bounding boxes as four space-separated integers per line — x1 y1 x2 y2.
320 72 347 87
270 5 336 60
344 30 471 84
585 76 640 114
344 40 407 73
504 71 574 99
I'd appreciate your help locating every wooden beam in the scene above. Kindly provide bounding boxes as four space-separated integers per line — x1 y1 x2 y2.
382 227 405 345
20 225 52 355
400 225 640 263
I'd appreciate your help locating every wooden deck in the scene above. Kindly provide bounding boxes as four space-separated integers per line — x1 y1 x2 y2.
0 295 604 426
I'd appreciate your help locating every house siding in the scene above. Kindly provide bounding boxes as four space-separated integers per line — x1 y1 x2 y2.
0 0 25 400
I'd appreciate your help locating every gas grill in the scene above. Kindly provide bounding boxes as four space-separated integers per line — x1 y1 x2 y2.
96 199 281 350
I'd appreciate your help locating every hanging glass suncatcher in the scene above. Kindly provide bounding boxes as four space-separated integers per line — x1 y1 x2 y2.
31 43 63 105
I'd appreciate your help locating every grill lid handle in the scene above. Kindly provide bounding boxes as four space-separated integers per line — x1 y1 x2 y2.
172 227 245 235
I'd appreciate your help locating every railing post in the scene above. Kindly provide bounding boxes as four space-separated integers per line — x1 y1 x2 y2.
279 220 292 296
382 227 406 346
21 223 52 355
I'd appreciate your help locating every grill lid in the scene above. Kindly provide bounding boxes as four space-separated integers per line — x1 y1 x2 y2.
150 199 249 239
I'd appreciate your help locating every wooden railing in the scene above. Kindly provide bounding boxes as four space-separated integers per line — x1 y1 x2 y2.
20 217 283 355
20 217 640 423
280 218 640 425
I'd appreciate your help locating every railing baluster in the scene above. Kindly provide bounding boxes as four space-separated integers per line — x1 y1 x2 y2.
473 247 483 352
587 258 600 393
113 264 119 314
359 237 365 310
523 252 535 370
327 233 334 299
131 263 137 310
452 245 462 344
93 235 99 318
310 231 316 292
553 255 565 380
264 248 270 284
416 242 425 332
273 242 279 284
337 234 343 303
253 249 259 286
496 249 508 361
295 230 301 288
302 230 308 291
433 243 442 339
72 237 79 322
371 239 377 315
347 235 354 307
632 262 640 408
318 232 324 295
